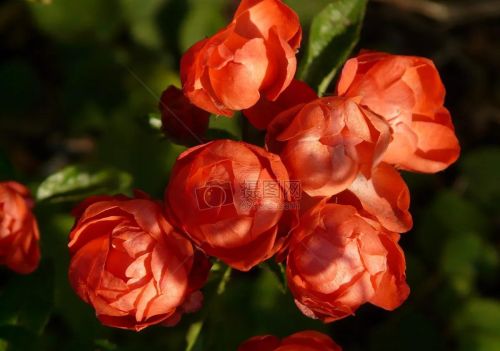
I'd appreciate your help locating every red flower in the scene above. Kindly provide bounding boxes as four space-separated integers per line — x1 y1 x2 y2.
159 85 210 146
68 194 210 331
266 96 391 197
181 0 301 116
0 181 40 274
165 140 298 271
238 330 342 351
337 51 460 173
243 80 318 130
287 200 409 322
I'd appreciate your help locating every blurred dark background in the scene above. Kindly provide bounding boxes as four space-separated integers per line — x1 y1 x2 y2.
0 0 499 350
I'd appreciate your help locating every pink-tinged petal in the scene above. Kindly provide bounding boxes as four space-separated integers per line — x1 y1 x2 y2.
90 291 130 317
121 232 154 258
347 164 413 233
69 216 123 253
109 286 142 313
134 280 158 322
69 237 110 303
120 200 164 239
261 28 297 101
238 335 281 351
181 35 234 116
151 235 191 295
144 293 179 320
125 254 149 283
295 234 364 294
384 117 460 173
208 38 267 110
335 271 376 308
282 330 342 351
234 0 301 45
369 234 410 310
357 233 387 276
201 216 255 249
208 226 279 272
402 59 445 115
284 136 359 197
336 57 359 96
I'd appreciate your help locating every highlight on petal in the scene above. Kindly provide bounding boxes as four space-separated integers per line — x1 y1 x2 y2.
266 97 392 197
345 163 413 233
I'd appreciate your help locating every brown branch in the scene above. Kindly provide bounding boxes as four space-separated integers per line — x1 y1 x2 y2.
372 0 500 25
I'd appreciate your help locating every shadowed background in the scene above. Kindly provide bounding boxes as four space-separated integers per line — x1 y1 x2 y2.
0 0 499 350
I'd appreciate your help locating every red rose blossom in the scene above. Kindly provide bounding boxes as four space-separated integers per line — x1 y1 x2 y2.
287 200 409 322
68 193 210 331
337 51 460 173
181 0 301 115
0 181 40 274
165 139 298 271
238 330 342 351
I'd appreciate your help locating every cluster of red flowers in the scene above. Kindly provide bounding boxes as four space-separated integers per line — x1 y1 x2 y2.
0 0 460 347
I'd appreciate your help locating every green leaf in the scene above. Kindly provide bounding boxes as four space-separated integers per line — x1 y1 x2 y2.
208 113 242 140
185 321 204 351
216 266 232 296
458 334 500 351
94 339 117 351
30 0 122 41
0 262 54 334
460 147 500 209
415 191 489 261
300 0 367 95
180 0 227 52
0 326 38 351
454 298 500 336
27 0 52 4
0 151 15 181
440 232 483 295
369 311 444 351
260 261 287 293
36 165 132 202
205 128 239 142
453 298 500 351
119 0 166 49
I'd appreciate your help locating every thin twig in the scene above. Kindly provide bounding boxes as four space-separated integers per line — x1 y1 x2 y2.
121 64 205 144
372 0 500 26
